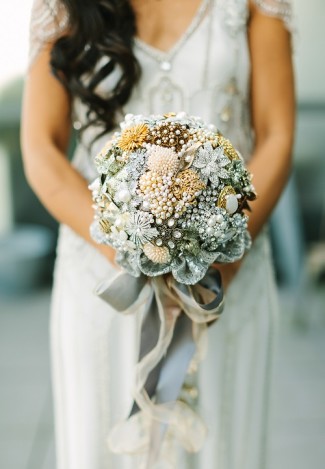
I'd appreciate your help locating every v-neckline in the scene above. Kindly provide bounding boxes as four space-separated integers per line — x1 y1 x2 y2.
134 0 211 60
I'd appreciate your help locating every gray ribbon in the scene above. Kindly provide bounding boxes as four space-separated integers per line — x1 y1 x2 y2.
95 268 224 465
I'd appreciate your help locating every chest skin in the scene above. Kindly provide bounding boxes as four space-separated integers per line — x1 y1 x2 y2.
129 0 203 52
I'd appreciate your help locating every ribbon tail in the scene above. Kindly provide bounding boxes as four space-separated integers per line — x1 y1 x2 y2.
156 313 196 404
130 290 162 415
144 314 196 467
131 278 179 417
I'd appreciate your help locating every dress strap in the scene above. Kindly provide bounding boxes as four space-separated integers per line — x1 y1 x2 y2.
28 0 69 68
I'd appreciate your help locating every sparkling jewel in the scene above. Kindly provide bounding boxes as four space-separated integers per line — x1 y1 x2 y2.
167 219 175 227
114 217 124 229
225 194 239 214
119 230 128 242
207 217 216 227
217 186 237 212
156 239 163 246
142 201 150 211
116 189 131 203
173 230 182 239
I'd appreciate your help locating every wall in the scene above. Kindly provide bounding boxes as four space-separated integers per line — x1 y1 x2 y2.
295 0 325 102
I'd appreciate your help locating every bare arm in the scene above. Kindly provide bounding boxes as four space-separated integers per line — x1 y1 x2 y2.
217 3 295 288
247 1 295 239
21 45 116 264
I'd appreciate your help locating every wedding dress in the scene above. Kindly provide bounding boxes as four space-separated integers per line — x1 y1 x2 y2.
28 1 293 468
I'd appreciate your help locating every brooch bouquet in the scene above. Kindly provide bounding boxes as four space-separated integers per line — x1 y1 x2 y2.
90 112 256 466
90 112 256 285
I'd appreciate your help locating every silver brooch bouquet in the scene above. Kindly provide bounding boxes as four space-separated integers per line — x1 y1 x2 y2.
90 112 256 285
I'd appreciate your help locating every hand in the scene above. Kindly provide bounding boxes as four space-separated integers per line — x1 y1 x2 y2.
211 260 242 291
98 244 122 270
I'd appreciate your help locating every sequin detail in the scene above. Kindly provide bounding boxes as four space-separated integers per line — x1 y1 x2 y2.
28 0 69 67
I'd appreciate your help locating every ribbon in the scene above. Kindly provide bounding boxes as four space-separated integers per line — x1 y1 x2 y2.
95 268 224 467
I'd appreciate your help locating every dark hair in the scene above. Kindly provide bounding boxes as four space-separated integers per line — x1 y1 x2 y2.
50 0 141 137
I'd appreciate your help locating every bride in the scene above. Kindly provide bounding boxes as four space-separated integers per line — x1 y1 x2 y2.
21 0 294 468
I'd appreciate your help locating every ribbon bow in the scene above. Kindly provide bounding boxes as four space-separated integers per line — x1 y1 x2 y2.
95 268 224 467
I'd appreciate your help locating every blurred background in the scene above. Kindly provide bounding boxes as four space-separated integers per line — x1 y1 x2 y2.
0 1 324 468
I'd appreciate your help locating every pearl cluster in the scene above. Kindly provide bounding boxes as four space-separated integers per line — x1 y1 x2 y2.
147 145 180 175
138 170 177 222
147 122 190 153
189 127 219 148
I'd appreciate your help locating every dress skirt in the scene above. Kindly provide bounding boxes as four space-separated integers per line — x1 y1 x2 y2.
50 224 278 469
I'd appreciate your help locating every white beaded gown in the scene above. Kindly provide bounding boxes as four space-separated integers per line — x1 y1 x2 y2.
28 1 293 468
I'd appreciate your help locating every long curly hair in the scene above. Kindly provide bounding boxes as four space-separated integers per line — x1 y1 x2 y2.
50 0 141 137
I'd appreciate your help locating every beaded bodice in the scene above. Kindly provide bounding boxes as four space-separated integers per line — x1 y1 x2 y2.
28 0 293 181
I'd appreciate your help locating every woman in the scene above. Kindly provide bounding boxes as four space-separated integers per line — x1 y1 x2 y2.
21 0 295 468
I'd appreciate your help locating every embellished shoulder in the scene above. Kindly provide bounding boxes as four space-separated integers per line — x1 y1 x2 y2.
253 0 293 31
28 0 69 68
